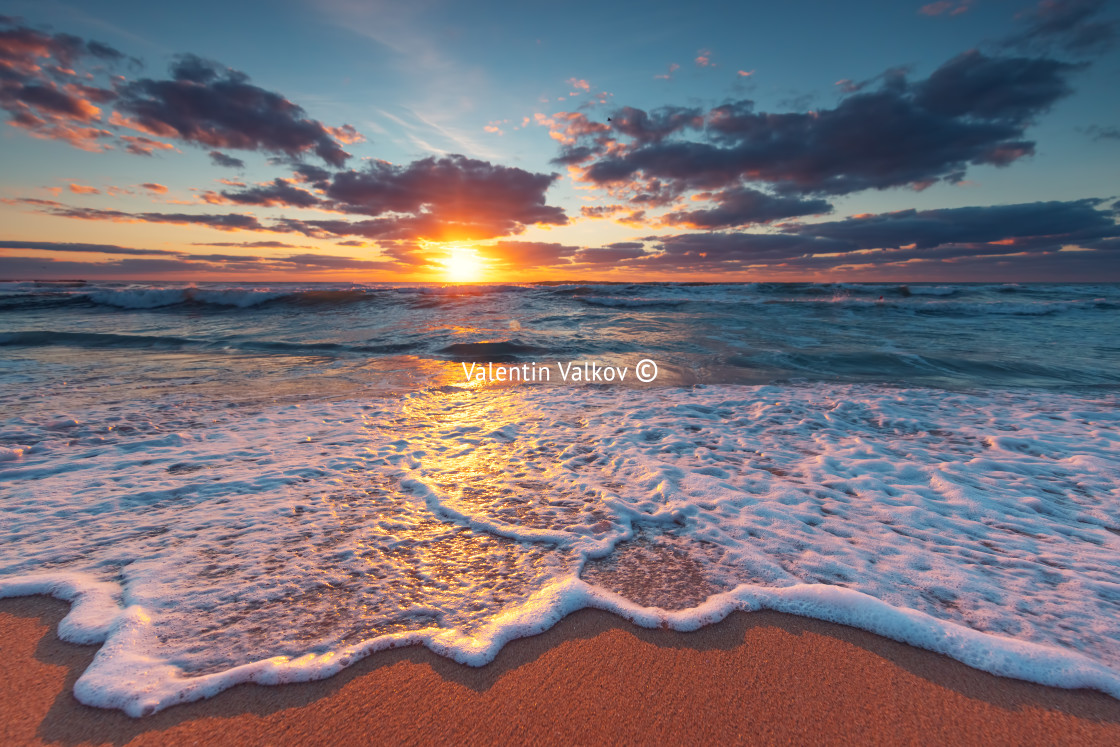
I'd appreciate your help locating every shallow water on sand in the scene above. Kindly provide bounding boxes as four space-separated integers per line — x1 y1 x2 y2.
3 282 1120 714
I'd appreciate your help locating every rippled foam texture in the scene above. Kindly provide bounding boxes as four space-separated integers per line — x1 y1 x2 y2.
3 382 1120 715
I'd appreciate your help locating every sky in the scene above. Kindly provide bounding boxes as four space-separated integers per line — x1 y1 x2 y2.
0 0 1118 283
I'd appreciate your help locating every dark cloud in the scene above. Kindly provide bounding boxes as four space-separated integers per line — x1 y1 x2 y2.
1004 0 1117 55
644 232 846 267
782 198 1118 249
2 197 62 207
562 49 1085 205
0 257 209 277
663 187 832 228
550 145 598 166
120 135 175 156
85 40 129 62
270 216 428 241
13 82 99 119
328 156 560 216
580 205 625 219
572 245 648 263
35 204 268 231
24 154 565 241
218 178 320 208
308 155 567 240
913 51 1079 123
0 239 179 256
288 162 333 185
276 253 396 270
198 156 569 242
209 150 246 169
0 23 127 71
606 105 704 145
0 21 358 164
190 240 310 249
1084 124 1120 140
633 198 1120 275
115 55 354 166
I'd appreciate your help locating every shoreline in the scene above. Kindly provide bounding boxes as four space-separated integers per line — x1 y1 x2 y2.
4 596 1120 745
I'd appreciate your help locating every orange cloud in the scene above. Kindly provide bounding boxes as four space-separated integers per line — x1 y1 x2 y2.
7 116 113 151
68 183 100 194
535 111 610 146
326 124 365 144
484 119 508 135
108 111 178 139
119 134 176 156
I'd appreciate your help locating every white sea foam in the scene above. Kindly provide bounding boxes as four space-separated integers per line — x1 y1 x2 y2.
2 383 1120 715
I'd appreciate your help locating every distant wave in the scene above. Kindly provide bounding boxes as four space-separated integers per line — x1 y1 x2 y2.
0 330 196 349
437 340 551 360
2 282 1117 317
0 330 414 356
88 286 416 310
0 283 547 312
577 296 688 309
911 299 1120 316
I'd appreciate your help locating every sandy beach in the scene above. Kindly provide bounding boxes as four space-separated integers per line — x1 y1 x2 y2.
4 596 1120 746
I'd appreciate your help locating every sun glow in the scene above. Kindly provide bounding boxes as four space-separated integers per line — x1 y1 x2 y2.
441 245 485 283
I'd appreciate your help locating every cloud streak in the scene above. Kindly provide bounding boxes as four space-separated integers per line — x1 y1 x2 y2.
0 239 180 256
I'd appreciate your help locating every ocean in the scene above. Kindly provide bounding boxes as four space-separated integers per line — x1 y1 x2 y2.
2 280 1119 715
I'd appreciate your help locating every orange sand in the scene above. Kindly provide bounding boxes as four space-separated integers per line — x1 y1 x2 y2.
3 595 1120 745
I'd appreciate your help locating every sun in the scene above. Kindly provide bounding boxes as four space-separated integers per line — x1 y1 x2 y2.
441 245 484 283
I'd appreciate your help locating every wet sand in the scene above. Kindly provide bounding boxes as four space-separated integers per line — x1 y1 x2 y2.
3 595 1120 745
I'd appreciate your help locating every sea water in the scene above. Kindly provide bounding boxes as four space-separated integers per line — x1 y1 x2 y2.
2 281 1119 715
